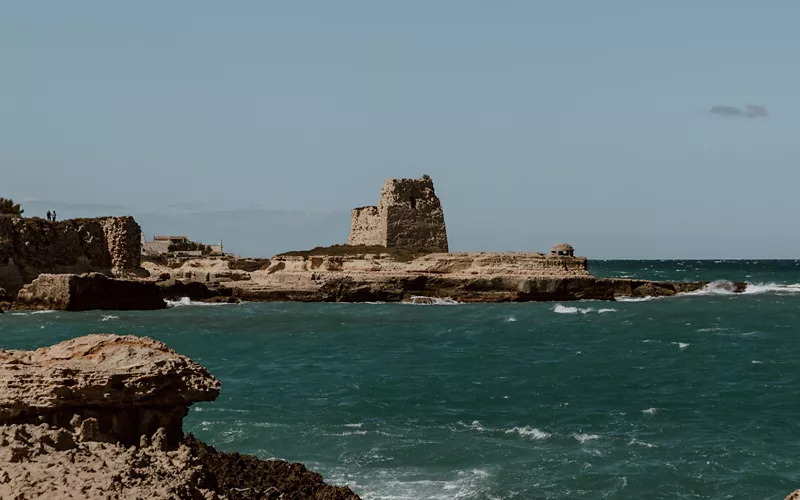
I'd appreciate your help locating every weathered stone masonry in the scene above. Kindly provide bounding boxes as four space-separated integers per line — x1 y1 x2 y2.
0 216 143 294
348 177 449 251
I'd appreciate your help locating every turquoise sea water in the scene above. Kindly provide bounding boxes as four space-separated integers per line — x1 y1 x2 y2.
3 260 800 499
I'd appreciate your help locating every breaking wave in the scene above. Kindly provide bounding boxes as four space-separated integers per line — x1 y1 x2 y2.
505 426 550 440
554 304 616 314
166 297 230 308
573 433 601 443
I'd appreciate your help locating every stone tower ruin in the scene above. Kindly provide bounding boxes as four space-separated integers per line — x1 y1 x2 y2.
348 177 449 251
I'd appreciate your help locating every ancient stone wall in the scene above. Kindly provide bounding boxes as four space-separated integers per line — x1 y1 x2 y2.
380 178 448 251
347 177 449 251
0 216 143 295
100 216 142 273
348 206 384 246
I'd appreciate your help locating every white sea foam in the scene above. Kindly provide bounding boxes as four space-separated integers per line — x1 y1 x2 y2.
628 438 657 448
166 297 229 307
672 342 690 349
573 433 601 443
743 283 800 294
505 426 550 440
615 296 659 302
554 304 615 314
504 316 517 322
554 305 581 314
100 315 119 322
344 423 364 428
752 360 763 364
345 468 492 500
462 420 486 432
683 280 800 297
332 430 368 436
642 407 658 415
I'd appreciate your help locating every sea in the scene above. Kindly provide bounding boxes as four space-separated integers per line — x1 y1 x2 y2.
3 260 800 499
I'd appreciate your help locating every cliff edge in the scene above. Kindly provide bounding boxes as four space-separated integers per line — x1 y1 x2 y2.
0 215 144 295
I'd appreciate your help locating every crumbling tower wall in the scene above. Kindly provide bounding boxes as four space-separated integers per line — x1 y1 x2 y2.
347 177 449 251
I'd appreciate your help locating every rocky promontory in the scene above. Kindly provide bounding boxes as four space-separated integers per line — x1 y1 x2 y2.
0 334 360 499
139 249 746 304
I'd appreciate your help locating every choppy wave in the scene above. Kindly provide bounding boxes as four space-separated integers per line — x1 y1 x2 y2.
744 282 800 294
100 315 119 322
336 468 492 500
166 297 229 307
554 304 616 314
505 426 550 440
616 296 660 302
684 280 800 297
10 310 56 316
573 433 601 443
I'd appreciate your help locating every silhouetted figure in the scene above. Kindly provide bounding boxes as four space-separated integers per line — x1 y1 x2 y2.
52 210 57 222
46 211 51 221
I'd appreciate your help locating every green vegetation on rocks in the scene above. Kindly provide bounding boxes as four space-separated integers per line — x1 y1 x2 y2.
0 198 23 216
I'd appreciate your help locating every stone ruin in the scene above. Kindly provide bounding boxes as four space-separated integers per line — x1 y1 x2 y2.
0 215 143 295
348 177 449 251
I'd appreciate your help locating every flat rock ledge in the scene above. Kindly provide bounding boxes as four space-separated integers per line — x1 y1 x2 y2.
13 273 166 311
0 334 360 500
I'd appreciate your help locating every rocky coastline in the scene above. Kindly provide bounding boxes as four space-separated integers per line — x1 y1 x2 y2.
0 251 748 311
0 333 360 499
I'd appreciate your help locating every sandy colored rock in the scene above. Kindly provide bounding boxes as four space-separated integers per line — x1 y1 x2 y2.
140 250 746 303
0 422 216 500
0 334 219 447
0 334 360 499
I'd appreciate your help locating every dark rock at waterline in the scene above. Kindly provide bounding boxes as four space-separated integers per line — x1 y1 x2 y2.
13 273 166 311
185 435 360 500
157 278 235 302
598 279 747 298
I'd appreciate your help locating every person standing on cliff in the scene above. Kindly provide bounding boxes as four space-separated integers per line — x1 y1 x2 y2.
52 210 57 222
46 210 51 221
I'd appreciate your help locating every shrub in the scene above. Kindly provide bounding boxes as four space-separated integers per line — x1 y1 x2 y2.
0 198 23 216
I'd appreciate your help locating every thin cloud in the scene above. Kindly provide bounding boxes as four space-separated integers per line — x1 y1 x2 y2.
709 104 768 118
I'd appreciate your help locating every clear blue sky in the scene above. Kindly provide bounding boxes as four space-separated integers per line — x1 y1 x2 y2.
2 1 798 258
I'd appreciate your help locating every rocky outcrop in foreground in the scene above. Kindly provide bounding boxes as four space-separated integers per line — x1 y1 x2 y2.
13 273 166 311
0 334 360 499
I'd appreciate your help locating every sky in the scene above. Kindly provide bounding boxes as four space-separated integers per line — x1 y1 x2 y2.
2 1 799 258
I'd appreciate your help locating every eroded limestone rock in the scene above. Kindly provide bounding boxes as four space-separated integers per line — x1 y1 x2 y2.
0 334 361 499
0 334 219 447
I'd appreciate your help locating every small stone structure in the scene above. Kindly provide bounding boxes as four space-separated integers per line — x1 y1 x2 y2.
348 177 449 251
551 243 575 257
142 235 223 257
